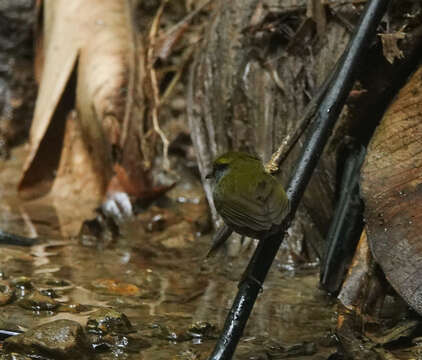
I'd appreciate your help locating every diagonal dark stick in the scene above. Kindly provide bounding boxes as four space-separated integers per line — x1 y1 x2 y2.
208 0 391 359
0 329 23 341
0 230 38 246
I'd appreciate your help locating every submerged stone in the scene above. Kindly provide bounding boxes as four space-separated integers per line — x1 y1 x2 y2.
187 321 216 339
16 290 58 311
10 277 33 298
86 308 134 335
0 280 14 305
90 333 150 354
3 319 92 359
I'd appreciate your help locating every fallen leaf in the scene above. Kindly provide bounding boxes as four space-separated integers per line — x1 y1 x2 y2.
19 0 153 208
338 230 373 312
378 31 406 64
92 279 141 297
361 64 422 315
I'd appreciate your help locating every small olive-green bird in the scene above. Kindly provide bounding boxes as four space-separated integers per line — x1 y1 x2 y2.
206 151 289 256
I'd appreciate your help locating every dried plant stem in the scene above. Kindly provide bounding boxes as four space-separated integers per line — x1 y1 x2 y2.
147 0 170 170
265 48 344 174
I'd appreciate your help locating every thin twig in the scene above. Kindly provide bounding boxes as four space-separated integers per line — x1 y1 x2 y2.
147 0 209 170
147 0 171 170
265 56 342 174
163 0 212 41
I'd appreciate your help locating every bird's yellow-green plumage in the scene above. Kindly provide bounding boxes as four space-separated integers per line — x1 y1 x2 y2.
208 151 289 242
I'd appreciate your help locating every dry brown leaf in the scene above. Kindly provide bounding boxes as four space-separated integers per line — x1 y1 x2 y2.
338 230 373 312
19 0 152 206
378 31 406 64
19 1 80 199
50 111 105 205
361 65 422 315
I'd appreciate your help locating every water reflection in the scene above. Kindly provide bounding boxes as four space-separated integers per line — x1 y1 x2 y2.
0 147 337 359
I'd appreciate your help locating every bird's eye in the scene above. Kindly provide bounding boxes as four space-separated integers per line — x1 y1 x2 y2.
206 163 228 180
215 163 228 171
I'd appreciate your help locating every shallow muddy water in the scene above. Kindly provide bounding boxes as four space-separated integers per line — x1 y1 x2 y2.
0 147 338 359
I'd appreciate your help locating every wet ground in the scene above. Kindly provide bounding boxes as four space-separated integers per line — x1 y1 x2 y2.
0 146 338 359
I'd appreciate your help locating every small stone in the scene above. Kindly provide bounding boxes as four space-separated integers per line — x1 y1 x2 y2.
16 290 58 311
0 280 14 305
90 333 150 354
187 321 216 339
79 214 119 248
58 303 91 313
3 319 92 360
10 277 33 298
147 214 166 232
40 288 58 298
44 279 72 288
147 323 190 342
86 308 134 335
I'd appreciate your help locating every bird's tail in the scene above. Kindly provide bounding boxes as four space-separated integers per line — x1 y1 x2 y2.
205 224 233 258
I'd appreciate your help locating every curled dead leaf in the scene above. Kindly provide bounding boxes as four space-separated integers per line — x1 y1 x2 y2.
19 0 154 221
361 64 422 314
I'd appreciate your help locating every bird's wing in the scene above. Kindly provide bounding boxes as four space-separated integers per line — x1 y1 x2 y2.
218 182 288 232
219 195 270 231
265 182 290 226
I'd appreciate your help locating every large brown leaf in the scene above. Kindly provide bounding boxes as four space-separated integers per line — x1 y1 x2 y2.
361 65 422 314
19 0 151 202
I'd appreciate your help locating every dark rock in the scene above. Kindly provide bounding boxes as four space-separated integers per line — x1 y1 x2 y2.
3 319 92 359
10 277 33 298
90 333 150 354
79 212 119 249
86 308 134 335
16 290 58 311
40 289 58 299
87 309 149 355
187 321 216 339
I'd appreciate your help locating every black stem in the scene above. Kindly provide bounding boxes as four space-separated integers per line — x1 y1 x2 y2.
208 0 390 359
0 329 23 341
320 145 366 293
0 230 38 247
